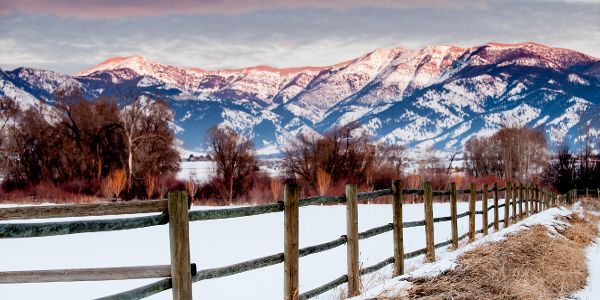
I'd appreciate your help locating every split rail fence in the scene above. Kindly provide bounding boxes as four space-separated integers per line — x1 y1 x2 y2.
0 181 568 300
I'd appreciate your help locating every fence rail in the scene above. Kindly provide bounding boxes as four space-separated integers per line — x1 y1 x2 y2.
0 181 568 300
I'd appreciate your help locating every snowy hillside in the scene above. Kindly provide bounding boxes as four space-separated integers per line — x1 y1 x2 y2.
1 42 599 153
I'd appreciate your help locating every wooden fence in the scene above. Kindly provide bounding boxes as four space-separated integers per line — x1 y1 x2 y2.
0 181 567 300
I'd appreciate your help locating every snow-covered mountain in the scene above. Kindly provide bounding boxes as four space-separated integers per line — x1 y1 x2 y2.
2 42 600 154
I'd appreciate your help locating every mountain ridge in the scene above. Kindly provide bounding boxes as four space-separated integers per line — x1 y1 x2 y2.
2 42 599 154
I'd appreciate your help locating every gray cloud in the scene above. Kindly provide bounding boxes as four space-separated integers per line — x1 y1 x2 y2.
0 0 486 18
0 1 598 74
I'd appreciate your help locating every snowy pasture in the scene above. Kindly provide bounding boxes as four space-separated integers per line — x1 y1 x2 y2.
176 160 282 183
0 200 501 299
176 161 215 183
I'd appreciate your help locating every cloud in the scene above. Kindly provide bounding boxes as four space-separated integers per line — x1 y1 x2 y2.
0 0 486 18
0 0 598 74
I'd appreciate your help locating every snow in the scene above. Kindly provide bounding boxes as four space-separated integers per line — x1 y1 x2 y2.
176 161 214 183
572 231 600 300
5 42 600 154
0 200 498 300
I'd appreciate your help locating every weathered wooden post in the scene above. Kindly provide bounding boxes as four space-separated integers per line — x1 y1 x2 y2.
424 182 435 261
469 183 476 242
450 182 459 248
518 184 524 220
533 186 537 213
493 183 499 231
346 184 360 297
540 188 544 211
532 186 535 212
524 185 529 216
391 180 404 276
168 191 193 300
536 186 540 212
512 182 517 223
505 181 511 227
284 184 300 300
482 183 489 235
536 188 539 211
541 189 545 211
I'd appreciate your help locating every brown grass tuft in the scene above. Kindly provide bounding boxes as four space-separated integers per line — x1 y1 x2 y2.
392 214 598 300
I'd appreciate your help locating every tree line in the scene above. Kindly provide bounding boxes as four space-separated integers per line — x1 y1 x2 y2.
0 89 179 199
463 126 600 195
2 89 595 202
463 127 548 182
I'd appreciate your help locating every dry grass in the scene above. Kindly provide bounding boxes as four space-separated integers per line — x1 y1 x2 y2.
579 197 600 214
375 210 599 300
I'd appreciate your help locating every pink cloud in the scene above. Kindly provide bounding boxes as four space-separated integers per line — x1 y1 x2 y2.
0 0 486 18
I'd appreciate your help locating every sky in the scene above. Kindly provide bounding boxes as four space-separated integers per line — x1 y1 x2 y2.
0 0 599 74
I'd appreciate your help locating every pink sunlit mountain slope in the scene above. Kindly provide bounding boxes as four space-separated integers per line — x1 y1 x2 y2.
2 42 600 153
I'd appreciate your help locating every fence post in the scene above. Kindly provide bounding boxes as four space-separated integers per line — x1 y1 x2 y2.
519 184 524 220
450 182 459 249
532 185 536 213
493 183 499 231
524 185 529 216
538 187 542 212
512 182 517 223
469 183 476 242
391 180 404 276
504 181 511 227
532 186 536 212
346 184 360 297
283 184 299 300
168 191 193 300
536 186 540 212
535 188 539 211
423 182 435 261
541 189 545 211
482 184 488 235
540 187 544 211
586 188 589 198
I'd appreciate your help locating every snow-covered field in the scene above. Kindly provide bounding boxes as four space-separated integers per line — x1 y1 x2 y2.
176 161 214 182
176 160 281 182
0 200 498 299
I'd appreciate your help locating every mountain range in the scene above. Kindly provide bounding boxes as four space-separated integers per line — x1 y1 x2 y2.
1 42 599 155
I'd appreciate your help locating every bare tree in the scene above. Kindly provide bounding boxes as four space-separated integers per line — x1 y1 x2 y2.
464 127 547 181
315 167 332 196
270 177 283 201
284 122 378 192
120 95 179 188
207 126 258 202
185 178 198 202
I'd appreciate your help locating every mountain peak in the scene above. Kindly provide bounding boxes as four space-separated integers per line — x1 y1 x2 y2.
75 54 157 76
486 41 546 48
